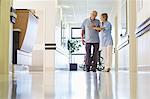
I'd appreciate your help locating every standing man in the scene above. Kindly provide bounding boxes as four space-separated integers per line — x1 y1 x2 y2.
81 10 100 72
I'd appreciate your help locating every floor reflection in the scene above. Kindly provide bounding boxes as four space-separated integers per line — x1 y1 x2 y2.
55 72 102 99
86 72 99 99
11 72 34 99
11 80 17 99
99 72 113 99
0 78 10 99
0 70 150 99
10 72 44 99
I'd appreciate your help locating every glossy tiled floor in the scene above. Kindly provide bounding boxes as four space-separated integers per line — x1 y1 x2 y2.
0 70 150 99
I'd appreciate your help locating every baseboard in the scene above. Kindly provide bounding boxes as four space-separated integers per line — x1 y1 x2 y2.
29 66 69 72
118 67 129 70
29 66 150 72
55 68 69 71
30 67 70 72
44 67 55 71
114 65 150 72
29 66 43 72
13 64 29 72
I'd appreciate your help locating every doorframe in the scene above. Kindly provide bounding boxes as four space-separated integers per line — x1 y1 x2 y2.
114 15 119 71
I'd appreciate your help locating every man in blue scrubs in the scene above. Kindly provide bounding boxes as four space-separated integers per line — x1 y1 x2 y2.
81 10 100 72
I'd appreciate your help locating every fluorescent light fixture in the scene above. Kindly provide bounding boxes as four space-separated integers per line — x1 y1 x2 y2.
66 15 73 17
68 22 78 24
61 5 71 8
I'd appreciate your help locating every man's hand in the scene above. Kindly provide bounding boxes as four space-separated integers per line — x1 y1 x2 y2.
93 27 105 31
82 39 85 45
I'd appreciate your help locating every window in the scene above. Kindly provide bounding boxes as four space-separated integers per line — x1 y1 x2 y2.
71 28 82 39
71 27 86 65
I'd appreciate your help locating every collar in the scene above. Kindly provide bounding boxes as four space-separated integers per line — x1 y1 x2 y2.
89 17 96 21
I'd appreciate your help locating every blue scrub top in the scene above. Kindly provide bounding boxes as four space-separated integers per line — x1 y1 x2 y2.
100 21 113 47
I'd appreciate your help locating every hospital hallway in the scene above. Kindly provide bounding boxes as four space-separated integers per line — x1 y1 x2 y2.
0 0 150 99
0 70 150 99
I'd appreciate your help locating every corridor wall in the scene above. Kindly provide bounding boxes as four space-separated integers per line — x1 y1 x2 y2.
13 0 58 71
55 8 69 70
116 0 130 70
136 0 150 71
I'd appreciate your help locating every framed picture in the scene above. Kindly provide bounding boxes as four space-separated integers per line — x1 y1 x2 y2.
71 27 82 39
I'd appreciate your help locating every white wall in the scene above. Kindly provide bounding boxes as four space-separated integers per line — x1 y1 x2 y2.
13 0 58 71
136 0 150 70
14 0 70 71
116 0 130 70
31 10 45 71
55 7 69 69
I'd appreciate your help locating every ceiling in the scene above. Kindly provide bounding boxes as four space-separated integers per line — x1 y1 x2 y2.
58 0 116 25
14 0 117 25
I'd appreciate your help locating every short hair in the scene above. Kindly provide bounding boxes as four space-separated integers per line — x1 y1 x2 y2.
101 13 108 21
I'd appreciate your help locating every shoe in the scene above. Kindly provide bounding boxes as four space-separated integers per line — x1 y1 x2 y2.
86 69 90 72
92 69 96 72
86 65 90 72
86 68 90 72
103 67 111 72
106 68 111 72
91 68 96 72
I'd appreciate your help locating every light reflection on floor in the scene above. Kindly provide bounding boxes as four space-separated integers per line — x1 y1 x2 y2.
0 70 150 99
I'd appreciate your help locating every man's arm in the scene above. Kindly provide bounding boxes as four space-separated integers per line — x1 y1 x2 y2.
81 30 85 45
81 19 86 45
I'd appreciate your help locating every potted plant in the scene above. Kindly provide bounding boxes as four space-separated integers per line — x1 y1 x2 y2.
67 40 81 71
67 40 81 53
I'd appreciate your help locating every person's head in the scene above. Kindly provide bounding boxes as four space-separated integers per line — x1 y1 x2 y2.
100 13 108 22
90 10 98 20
